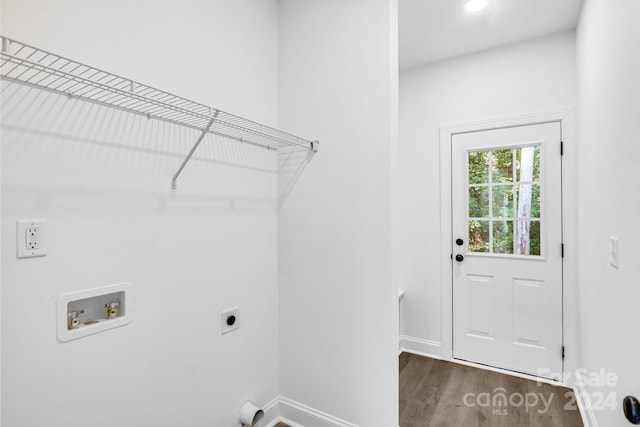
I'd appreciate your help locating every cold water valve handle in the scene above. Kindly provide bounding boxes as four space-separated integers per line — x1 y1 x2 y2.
624 396 640 424
105 301 120 319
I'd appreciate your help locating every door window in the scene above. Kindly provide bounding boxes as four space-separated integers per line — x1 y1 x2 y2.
467 146 541 256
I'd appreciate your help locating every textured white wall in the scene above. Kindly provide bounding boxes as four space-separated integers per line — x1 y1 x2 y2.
576 0 640 425
277 0 399 426
399 32 576 350
1 1 281 426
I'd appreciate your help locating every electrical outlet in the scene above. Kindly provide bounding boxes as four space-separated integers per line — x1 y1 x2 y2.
17 220 47 258
26 226 40 249
221 307 239 335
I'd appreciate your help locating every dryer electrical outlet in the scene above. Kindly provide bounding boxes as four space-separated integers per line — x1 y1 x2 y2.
221 307 240 335
16 219 47 258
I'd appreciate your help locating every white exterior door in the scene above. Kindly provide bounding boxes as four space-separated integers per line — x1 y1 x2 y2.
452 122 563 378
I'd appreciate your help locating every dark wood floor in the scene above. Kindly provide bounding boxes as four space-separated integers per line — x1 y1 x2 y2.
400 352 584 427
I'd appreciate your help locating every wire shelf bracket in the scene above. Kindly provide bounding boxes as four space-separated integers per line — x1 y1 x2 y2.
0 36 319 189
171 112 218 190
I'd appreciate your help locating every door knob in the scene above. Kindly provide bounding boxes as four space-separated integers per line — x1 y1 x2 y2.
455 254 464 262
623 395 640 424
456 238 464 246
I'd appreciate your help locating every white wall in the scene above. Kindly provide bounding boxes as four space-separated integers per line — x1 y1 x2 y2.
1 1 281 426
576 0 640 425
277 1 399 426
399 32 576 352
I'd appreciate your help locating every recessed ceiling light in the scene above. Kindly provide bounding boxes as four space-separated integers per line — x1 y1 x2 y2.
464 0 488 12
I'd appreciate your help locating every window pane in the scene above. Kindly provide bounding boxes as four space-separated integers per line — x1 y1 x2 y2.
469 151 489 184
533 146 540 181
530 221 541 255
493 220 514 254
515 184 537 218
492 149 513 183
492 185 514 218
469 186 489 217
468 220 489 253
516 220 541 255
531 184 540 218
516 146 539 182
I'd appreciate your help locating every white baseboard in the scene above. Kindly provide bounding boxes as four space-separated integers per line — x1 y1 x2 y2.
574 376 599 427
264 396 358 427
399 335 442 359
262 396 281 427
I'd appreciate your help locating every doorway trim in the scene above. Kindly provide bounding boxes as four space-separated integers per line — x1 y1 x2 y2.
439 108 577 383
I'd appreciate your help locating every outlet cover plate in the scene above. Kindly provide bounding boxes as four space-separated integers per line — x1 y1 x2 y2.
610 236 619 269
221 307 240 335
16 219 47 258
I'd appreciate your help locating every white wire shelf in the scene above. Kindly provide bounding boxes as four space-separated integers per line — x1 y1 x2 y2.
0 36 318 189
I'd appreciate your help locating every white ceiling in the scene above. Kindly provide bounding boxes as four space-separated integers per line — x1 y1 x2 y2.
399 0 584 69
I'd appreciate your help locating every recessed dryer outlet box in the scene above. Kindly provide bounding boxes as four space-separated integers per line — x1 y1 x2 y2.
221 307 239 335
57 282 133 342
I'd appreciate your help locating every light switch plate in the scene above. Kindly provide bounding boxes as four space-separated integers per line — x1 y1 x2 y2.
16 219 47 258
609 236 619 269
